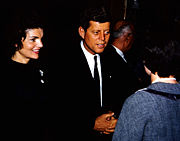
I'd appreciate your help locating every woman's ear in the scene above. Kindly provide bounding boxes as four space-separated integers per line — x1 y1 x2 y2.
21 37 25 42
14 44 18 48
78 26 85 39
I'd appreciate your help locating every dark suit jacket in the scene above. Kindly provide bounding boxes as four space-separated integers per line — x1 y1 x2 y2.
70 41 112 131
1 59 48 141
49 40 112 141
101 45 141 116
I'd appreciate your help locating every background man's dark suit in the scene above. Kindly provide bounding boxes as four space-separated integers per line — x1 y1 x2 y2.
101 44 141 116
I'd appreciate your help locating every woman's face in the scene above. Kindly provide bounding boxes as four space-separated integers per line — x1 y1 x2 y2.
13 28 44 64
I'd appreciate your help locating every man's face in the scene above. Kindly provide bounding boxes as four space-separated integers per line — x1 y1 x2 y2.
120 28 134 52
79 21 110 55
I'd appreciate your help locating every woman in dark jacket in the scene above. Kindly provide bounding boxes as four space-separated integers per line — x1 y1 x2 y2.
1 11 48 141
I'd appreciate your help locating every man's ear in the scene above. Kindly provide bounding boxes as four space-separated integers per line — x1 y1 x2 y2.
78 26 85 39
144 65 151 76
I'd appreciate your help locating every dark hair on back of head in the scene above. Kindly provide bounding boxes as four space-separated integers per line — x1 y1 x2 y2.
143 37 180 79
79 5 111 31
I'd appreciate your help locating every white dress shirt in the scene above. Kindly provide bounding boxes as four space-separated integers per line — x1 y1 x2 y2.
80 41 103 107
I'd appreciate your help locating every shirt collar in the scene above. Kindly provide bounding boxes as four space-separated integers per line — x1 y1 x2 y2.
112 45 127 62
80 40 100 75
81 40 94 59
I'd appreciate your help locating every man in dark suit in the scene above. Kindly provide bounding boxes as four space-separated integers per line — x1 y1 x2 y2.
67 6 117 141
102 20 144 117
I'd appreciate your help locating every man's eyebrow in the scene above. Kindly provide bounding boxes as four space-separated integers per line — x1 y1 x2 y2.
29 36 39 38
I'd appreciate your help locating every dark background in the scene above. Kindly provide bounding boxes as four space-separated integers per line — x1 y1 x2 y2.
1 0 180 65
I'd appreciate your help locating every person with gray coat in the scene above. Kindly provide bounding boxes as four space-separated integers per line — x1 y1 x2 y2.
112 35 180 141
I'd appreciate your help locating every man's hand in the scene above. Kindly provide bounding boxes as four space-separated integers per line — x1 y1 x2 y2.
94 112 118 134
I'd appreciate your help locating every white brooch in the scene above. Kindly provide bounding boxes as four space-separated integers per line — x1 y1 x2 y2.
39 69 45 84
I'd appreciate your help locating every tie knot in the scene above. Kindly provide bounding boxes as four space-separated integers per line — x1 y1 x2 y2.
94 55 98 65
94 55 97 61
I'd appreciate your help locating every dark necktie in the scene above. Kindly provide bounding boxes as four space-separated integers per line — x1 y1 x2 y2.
94 55 101 106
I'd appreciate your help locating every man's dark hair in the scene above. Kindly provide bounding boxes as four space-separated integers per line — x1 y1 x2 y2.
79 6 111 31
143 37 180 79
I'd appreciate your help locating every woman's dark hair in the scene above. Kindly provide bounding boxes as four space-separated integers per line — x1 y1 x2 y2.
7 10 44 57
143 37 180 79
